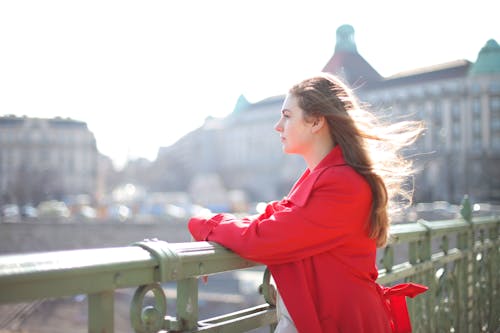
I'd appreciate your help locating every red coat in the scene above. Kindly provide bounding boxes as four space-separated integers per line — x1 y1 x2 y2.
189 146 427 333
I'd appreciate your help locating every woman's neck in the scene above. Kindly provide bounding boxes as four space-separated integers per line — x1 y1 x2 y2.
304 140 336 171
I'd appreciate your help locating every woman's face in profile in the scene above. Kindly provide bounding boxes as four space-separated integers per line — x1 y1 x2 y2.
274 94 315 155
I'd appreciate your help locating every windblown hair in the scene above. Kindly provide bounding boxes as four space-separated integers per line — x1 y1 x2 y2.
289 73 424 247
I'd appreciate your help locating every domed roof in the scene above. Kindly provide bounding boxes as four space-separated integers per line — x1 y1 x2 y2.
470 39 500 75
335 24 357 53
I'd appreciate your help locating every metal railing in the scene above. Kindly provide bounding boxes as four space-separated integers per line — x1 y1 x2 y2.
0 197 498 333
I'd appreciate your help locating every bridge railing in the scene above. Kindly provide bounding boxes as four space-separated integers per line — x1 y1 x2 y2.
0 197 498 333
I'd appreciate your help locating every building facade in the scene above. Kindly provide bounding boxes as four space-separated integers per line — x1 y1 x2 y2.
155 25 500 206
0 116 99 205
361 41 500 203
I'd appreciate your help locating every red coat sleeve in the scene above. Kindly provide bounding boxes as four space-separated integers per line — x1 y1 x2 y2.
188 166 372 265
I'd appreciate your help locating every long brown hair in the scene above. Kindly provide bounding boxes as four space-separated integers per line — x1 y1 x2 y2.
289 73 423 247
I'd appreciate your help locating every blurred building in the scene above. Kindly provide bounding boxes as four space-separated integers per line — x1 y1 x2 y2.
155 25 500 205
361 39 500 203
0 115 99 205
154 109 304 203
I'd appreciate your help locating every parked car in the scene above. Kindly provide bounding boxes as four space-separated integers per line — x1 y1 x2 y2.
1 204 20 222
106 204 132 222
20 205 38 219
73 205 97 220
37 200 70 220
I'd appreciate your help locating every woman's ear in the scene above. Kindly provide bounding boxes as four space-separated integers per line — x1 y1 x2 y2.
311 116 326 133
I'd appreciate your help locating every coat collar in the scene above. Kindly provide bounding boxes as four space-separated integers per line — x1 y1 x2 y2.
285 146 347 207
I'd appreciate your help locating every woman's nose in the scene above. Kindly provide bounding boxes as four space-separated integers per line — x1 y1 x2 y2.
274 119 283 132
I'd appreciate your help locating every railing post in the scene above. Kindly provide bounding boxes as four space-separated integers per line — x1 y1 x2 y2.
88 290 114 333
261 268 277 333
407 240 420 330
416 220 434 333
380 245 394 273
176 277 199 331
489 219 500 330
457 195 473 333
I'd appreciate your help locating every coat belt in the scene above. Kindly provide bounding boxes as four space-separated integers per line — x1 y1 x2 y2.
377 282 428 333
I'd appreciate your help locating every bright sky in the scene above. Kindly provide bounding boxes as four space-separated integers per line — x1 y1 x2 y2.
1 1 498 169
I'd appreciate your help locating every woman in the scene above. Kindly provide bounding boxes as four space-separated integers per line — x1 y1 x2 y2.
188 73 427 333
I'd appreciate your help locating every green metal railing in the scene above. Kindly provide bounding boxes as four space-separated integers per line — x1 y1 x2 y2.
0 197 498 333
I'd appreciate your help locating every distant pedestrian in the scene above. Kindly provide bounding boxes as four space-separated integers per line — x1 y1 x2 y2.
189 73 427 333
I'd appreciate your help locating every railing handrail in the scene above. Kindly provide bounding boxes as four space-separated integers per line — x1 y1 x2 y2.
0 240 260 304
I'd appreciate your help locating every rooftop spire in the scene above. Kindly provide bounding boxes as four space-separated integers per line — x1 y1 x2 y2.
232 94 250 113
323 24 381 87
470 39 500 75
335 24 357 53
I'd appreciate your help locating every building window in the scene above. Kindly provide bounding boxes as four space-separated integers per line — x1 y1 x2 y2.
470 82 481 95
397 89 407 100
451 101 461 150
471 98 482 149
428 84 441 96
489 81 500 94
413 87 424 99
432 101 444 149
490 96 500 150
445 81 459 94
